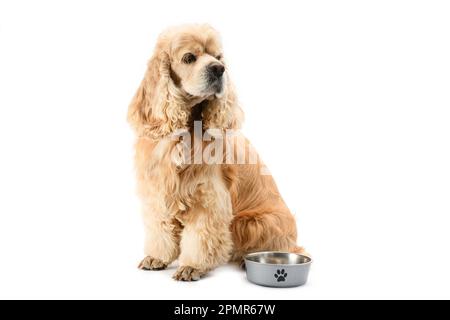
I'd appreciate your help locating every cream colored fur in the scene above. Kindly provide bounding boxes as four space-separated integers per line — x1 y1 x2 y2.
129 24 305 281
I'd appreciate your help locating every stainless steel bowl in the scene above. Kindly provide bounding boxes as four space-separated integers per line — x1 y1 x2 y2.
244 251 312 288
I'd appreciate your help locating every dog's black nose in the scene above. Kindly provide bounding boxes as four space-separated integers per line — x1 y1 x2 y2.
208 63 225 78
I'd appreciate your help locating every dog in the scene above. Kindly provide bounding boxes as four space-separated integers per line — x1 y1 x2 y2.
128 24 305 281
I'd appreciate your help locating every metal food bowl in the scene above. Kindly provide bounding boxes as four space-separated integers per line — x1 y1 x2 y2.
244 251 312 288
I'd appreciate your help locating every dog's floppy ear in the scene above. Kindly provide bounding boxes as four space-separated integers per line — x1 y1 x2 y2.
127 50 187 139
225 82 244 130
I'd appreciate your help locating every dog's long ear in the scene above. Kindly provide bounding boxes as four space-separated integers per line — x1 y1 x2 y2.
203 77 244 130
225 81 244 130
127 50 187 138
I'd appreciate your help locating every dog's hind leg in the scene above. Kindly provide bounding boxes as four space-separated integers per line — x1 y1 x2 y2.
230 210 305 265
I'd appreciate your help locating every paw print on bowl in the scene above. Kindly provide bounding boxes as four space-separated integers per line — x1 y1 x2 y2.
274 269 287 282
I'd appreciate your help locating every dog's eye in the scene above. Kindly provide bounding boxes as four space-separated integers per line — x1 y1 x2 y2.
216 54 223 60
182 53 197 64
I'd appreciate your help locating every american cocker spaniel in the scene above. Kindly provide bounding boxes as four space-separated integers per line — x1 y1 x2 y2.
128 24 305 281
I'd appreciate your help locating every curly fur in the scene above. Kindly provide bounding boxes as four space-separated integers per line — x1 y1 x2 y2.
128 24 304 281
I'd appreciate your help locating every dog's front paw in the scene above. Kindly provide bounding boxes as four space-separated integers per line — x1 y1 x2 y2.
138 256 168 270
172 266 204 281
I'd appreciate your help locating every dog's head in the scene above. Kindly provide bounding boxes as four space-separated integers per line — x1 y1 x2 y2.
169 25 226 98
128 24 243 139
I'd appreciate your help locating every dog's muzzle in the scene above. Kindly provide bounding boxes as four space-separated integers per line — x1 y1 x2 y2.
206 63 225 93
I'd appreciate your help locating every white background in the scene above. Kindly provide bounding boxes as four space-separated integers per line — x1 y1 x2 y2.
0 0 449 300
